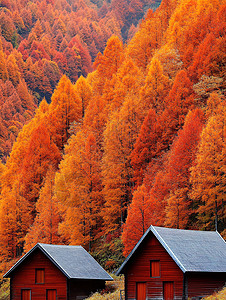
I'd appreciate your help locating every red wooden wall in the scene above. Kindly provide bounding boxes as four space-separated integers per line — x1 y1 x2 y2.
187 272 225 299
124 234 184 300
10 249 67 300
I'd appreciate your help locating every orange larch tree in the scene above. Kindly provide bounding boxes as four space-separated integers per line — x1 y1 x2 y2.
108 57 143 113
140 56 170 113
126 9 159 70
48 75 82 150
55 131 103 251
6 53 21 86
0 180 32 270
0 51 9 81
122 184 151 257
74 75 92 118
164 108 205 229
102 93 144 235
0 99 54 265
20 123 61 209
130 109 162 187
161 69 195 144
93 35 124 95
24 166 62 252
190 94 226 231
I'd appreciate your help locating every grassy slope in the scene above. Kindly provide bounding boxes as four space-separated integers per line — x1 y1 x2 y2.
202 287 226 300
86 274 124 300
0 279 10 300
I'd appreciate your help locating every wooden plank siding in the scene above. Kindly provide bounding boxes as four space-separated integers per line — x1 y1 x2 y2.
187 273 226 299
10 248 67 300
125 234 184 300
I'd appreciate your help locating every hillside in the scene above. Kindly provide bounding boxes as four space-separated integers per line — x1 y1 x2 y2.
0 0 225 278
0 0 160 162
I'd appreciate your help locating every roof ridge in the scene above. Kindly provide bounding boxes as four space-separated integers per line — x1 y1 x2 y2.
215 231 226 243
151 226 187 273
116 225 226 276
4 243 113 281
3 243 40 278
152 225 218 234
38 244 71 278
38 243 82 247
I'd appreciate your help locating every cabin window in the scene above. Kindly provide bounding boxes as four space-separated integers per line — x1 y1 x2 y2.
21 289 31 300
150 260 160 277
35 268 45 284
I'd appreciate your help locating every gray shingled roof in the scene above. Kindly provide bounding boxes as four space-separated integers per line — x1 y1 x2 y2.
117 226 226 275
4 243 113 281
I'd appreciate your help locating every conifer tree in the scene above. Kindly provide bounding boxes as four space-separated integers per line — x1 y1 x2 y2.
24 166 61 252
190 94 226 231
0 51 9 81
93 35 124 95
48 75 82 150
55 132 103 251
122 184 151 256
20 123 61 207
102 94 143 234
131 109 162 187
164 109 204 228
140 57 170 113
74 75 92 118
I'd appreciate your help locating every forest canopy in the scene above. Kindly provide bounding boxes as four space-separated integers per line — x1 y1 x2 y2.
0 0 159 162
0 0 225 275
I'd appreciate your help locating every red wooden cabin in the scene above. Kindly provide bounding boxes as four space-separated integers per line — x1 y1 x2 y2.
4 243 113 300
117 226 226 300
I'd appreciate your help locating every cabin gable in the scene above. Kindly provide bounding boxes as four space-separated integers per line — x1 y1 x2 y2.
118 226 226 300
124 234 184 300
5 244 113 300
10 248 67 300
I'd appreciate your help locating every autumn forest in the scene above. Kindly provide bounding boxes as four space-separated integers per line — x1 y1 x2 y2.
0 0 225 276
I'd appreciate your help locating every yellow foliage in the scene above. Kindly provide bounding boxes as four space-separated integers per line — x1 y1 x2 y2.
0 279 10 300
86 275 124 300
202 287 226 300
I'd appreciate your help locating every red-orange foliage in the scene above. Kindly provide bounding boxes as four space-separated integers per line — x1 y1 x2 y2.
164 109 205 228
93 35 125 93
140 56 170 112
0 0 225 270
0 0 161 162
24 166 62 252
0 79 35 162
20 123 61 207
162 69 195 142
131 109 162 187
55 132 103 251
122 184 151 256
48 75 82 150
190 94 226 231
